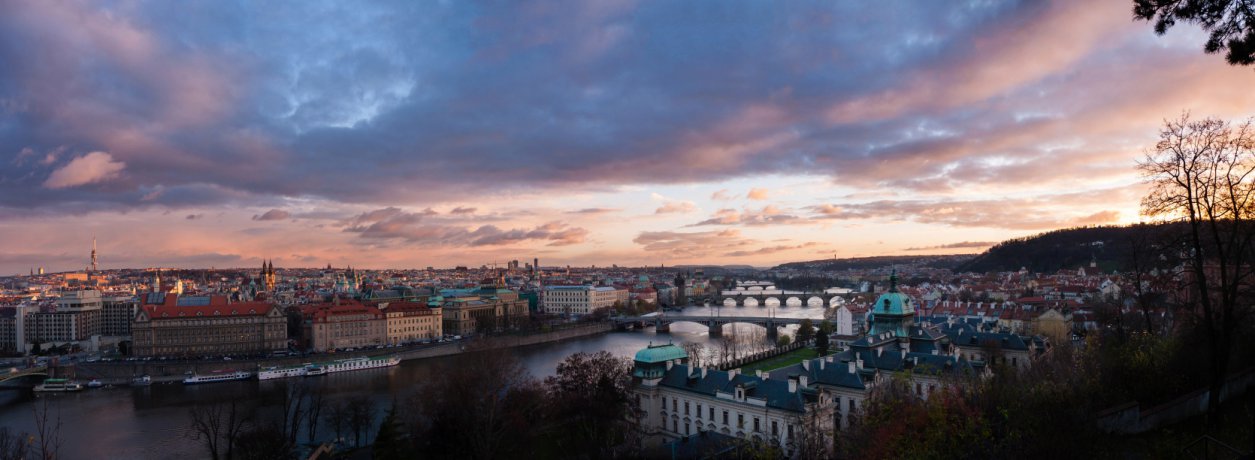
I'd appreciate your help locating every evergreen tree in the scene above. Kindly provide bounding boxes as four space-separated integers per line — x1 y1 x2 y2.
816 320 833 356
373 407 411 460
796 319 815 344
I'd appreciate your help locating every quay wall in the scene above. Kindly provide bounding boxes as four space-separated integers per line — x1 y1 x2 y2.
69 322 613 384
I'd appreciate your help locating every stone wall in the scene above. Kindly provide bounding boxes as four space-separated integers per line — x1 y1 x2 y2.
1095 367 1255 434
69 322 613 384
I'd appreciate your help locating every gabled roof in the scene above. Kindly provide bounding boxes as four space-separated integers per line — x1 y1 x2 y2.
657 365 809 413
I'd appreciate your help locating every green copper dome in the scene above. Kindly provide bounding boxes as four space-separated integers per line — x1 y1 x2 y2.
633 343 688 364
872 270 914 316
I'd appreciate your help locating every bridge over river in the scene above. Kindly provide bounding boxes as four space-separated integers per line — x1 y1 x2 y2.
613 314 805 340
0 366 48 387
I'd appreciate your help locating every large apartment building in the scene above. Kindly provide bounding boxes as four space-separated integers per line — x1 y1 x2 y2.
440 287 529 335
300 299 387 351
382 300 442 344
542 285 622 315
131 293 287 357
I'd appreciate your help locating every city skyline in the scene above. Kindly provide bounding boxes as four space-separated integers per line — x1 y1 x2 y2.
3 1 1254 274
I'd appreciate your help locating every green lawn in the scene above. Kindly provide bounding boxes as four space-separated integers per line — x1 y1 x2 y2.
739 348 818 375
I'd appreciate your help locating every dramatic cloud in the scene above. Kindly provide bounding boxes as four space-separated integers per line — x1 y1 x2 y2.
42 152 126 189
655 201 697 214
0 0 1247 271
342 207 588 247
904 241 996 251
567 208 620 215
252 209 291 221
690 206 805 227
725 242 822 257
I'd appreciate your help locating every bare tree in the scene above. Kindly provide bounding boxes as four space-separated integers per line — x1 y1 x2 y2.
187 400 254 460
681 342 706 368
305 385 326 444
32 398 61 460
346 395 376 447
323 401 350 445
0 427 31 460
1139 113 1255 423
280 382 309 446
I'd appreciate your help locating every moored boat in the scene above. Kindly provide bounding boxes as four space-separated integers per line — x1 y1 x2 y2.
182 370 251 385
257 364 308 380
86 379 104 388
34 378 83 392
131 375 152 386
320 356 400 375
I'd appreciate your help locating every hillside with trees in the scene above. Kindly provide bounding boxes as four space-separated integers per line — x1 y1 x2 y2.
774 254 973 272
954 223 1183 274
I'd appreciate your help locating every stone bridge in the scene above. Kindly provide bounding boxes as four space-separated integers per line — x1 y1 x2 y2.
0 366 48 386
710 289 852 308
614 315 806 340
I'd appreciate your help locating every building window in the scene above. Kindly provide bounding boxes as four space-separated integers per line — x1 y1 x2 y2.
709 407 714 420
684 401 689 415
849 399 855 411
737 413 744 429
696 404 702 420
772 420 778 436
753 417 760 432
722 410 728 425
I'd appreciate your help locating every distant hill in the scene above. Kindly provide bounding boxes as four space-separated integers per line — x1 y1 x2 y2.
774 254 973 272
955 223 1182 273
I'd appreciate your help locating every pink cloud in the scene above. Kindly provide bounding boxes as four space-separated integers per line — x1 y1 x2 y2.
42 151 126 189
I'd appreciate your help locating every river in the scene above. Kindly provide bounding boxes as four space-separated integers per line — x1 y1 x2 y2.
0 304 829 459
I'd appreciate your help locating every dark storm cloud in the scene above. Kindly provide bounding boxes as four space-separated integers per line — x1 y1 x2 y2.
0 0 1235 213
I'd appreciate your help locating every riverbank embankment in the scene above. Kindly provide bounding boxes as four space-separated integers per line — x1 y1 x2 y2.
68 322 613 384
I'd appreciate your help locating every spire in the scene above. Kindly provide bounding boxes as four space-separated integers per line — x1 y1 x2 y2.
889 269 899 293
90 236 98 272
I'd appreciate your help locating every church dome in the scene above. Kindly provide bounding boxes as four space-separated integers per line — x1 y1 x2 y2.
633 343 688 364
872 270 913 316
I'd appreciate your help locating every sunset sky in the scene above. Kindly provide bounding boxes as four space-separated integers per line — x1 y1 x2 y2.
2 0 1253 274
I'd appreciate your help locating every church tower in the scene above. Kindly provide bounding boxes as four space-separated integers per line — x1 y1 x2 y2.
90 237 98 272
674 273 687 307
262 260 276 291
868 269 915 339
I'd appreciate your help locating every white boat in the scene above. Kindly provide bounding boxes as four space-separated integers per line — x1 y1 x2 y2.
304 363 327 376
321 356 400 375
183 370 252 385
86 379 104 388
131 375 152 386
34 378 83 392
257 364 308 380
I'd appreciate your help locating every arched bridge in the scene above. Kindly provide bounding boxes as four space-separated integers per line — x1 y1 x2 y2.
614 315 806 340
0 366 48 386
712 289 852 308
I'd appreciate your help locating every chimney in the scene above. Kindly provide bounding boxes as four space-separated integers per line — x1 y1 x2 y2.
788 377 797 393
826 356 834 363
728 369 738 381
799 375 808 387
856 358 864 369
819 359 825 370
701 367 707 378
802 360 810 371
901 349 907 360
848 361 855 373
755 370 763 378
666 360 673 370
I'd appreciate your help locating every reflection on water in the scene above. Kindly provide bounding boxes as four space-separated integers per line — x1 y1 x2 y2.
0 304 827 458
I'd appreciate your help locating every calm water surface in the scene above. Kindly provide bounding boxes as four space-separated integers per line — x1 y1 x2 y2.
0 305 828 459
